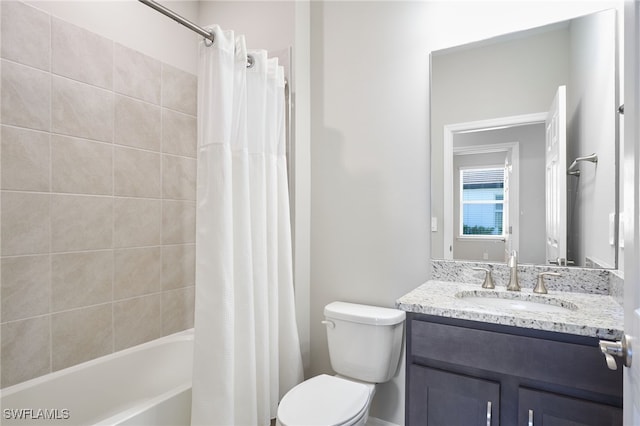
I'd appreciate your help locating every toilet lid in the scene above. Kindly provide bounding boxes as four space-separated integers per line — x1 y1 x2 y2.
278 375 370 426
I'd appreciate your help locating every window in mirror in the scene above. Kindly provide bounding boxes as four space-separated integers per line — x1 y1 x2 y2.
460 167 505 237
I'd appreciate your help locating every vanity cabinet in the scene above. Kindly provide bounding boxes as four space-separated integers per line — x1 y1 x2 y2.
405 313 623 426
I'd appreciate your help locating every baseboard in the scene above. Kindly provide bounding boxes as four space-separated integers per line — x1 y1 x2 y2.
366 417 400 426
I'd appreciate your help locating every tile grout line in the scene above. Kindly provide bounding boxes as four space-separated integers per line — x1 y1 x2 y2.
111 36 116 357
47 10 53 376
0 242 195 260
0 285 196 328
160 63 165 337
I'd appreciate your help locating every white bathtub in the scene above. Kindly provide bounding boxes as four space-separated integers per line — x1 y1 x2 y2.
0 329 193 426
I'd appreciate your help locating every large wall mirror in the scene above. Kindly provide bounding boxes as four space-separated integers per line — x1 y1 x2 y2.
430 9 619 268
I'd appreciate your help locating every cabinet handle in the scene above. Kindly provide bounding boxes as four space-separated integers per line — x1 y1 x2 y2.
528 409 534 426
486 401 492 426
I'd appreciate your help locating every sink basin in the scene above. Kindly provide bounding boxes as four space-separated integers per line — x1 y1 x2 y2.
455 291 578 313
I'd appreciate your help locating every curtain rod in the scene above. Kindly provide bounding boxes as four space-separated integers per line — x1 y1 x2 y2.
138 0 214 43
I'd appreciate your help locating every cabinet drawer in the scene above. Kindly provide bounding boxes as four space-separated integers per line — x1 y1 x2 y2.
410 319 621 397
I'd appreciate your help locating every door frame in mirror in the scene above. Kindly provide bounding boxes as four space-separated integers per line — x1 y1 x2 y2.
442 112 547 260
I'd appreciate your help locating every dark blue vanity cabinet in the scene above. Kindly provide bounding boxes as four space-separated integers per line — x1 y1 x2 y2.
405 313 623 425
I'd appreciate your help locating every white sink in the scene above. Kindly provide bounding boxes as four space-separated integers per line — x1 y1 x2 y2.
455 291 578 313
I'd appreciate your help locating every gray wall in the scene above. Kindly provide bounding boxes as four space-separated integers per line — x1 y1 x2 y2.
310 2 431 421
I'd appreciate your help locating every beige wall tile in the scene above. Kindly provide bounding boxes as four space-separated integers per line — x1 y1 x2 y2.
52 17 113 89
1 255 50 322
114 146 161 198
162 109 196 158
162 64 196 115
1 316 51 388
162 244 195 291
114 197 161 248
52 135 113 195
114 44 161 105
52 76 114 142
162 286 195 335
0 6 205 384
114 294 162 351
162 200 196 245
52 304 112 371
52 251 113 312
1 1 50 71
1 60 51 131
114 247 161 300
51 195 113 252
1 125 50 191
1 191 50 256
162 154 196 201
114 95 161 151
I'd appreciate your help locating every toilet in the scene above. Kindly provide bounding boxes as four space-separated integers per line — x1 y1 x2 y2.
276 301 406 426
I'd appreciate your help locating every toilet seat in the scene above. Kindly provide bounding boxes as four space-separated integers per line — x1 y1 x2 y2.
277 374 371 426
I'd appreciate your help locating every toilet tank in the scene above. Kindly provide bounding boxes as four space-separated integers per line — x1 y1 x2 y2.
324 302 405 383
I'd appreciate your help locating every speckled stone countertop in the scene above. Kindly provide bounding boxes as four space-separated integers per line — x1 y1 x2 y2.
396 280 624 340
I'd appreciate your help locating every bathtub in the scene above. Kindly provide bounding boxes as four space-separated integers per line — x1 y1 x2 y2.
0 329 193 426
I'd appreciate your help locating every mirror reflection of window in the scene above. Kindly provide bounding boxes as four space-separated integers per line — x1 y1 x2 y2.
460 167 505 237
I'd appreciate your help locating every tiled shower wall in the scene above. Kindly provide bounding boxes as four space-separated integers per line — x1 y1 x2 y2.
0 1 197 388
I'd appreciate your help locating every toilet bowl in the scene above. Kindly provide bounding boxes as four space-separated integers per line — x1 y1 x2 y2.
276 302 405 426
276 374 375 426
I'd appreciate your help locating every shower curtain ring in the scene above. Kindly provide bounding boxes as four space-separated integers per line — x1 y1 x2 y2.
204 30 214 47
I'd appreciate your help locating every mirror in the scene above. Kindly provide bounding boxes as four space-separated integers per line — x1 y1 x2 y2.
430 9 619 268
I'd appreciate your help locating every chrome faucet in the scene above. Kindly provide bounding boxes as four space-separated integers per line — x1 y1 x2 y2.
506 250 520 291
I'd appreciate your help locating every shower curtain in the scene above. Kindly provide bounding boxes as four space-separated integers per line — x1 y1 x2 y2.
191 26 304 425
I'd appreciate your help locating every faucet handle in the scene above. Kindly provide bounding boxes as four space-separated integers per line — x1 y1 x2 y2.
472 267 495 289
533 272 561 294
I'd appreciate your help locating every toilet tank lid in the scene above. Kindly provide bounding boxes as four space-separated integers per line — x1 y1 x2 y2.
324 302 406 326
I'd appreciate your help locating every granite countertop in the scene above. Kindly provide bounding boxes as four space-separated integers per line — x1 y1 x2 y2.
396 280 624 340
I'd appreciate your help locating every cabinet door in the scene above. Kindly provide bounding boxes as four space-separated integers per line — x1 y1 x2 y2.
409 365 499 426
518 388 622 426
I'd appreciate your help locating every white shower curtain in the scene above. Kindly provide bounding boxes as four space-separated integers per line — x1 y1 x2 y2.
191 26 304 426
